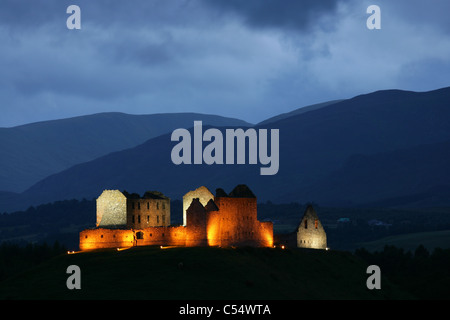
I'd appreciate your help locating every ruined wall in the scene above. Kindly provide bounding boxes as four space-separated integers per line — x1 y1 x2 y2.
134 226 186 247
183 186 214 226
213 196 254 246
185 198 208 246
127 198 170 228
81 185 274 250
212 196 273 247
296 206 327 249
79 228 134 250
258 221 274 247
79 226 187 250
206 209 222 246
96 190 127 227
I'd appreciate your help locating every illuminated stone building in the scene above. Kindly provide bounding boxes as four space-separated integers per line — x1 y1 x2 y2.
273 205 327 250
95 189 170 229
79 184 273 250
296 205 327 249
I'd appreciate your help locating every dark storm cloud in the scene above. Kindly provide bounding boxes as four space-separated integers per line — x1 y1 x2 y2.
0 0 212 33
0 0 64 28
201 0 345 31
0 1 189 98
201 0 449 34
0 0 449 127
386 0 450 33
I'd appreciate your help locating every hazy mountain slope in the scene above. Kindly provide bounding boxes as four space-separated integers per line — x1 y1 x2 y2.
2 86 450 212
257 87 450 200
302 139 450 206
0 112 252 193
257 99 344 125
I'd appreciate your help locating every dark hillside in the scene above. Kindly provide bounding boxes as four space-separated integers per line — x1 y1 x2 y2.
0 246 412 300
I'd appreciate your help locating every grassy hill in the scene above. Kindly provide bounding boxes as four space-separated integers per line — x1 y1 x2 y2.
0 246 412 300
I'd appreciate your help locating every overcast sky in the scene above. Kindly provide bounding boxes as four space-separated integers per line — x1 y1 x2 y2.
0 0 449 127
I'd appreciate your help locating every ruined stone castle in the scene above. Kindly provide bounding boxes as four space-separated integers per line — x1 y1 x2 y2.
79 184 327 250
79 185 273 250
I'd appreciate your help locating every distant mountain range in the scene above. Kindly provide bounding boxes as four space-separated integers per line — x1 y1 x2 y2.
1 86 450 212
0 112 251 193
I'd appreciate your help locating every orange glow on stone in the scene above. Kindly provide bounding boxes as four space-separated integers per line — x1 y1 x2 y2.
79 186 276 250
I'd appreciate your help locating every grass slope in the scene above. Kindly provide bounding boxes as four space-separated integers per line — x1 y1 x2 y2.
0 246 412 300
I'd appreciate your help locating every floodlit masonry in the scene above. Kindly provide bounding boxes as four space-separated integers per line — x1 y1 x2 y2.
79 185 327 250
276 205 328 250
79 185 274 250
296 205 327 250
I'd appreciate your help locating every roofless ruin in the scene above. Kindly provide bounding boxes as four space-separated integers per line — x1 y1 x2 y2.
79 185 326 250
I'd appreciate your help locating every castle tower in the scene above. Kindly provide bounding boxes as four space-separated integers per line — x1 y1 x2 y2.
296 205 327 249
96 190 127 227
213 184 273 247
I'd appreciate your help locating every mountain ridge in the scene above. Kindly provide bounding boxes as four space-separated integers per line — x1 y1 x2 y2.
1 86 450 212
0 112 252 193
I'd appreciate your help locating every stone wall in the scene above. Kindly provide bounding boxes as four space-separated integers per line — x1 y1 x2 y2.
183 186 214 226
296 205 327 249
79 226 187 250
80 185 274 250
134 226 186 247
258 221 274 247
213 196 273 247
213 196 251 246
96 190 127 227
80 228 134 250
185 198 208 246
127 198 170 228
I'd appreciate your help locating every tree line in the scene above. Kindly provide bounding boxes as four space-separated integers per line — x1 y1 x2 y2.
0 241 67 282
355 244 450 299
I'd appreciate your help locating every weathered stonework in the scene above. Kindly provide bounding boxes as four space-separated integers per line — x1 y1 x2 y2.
95 189 170 229
79 226 187 250
182 186 214 226
125 191 170 229
82 186 327 251
96 190 127 227
296 205 327 249
211 190 272 247
79 184 274 250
